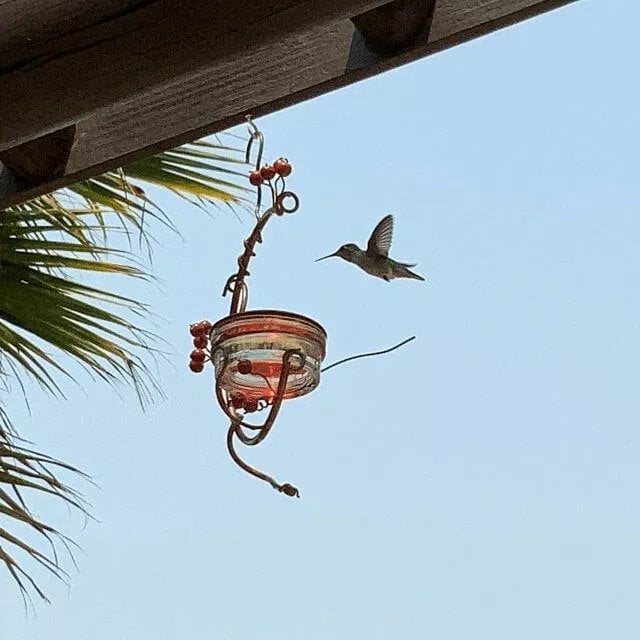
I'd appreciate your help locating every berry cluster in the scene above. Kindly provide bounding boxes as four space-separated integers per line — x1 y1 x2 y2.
230 393 259 414
188 320 212 373
248 157 292 186
229 359 262 414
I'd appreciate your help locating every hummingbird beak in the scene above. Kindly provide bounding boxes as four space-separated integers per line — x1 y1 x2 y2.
315 251 338 262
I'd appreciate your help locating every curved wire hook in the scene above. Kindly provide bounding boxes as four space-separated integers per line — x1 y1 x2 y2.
216 350 303 497
245 115 265 217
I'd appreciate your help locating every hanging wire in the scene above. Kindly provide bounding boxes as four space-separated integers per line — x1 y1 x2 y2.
245 115 265 217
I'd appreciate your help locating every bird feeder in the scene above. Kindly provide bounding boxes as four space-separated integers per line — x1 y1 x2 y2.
187 117 326 498
210 310 326 405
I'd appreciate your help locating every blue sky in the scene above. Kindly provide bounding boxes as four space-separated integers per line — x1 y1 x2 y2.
3 1 640 637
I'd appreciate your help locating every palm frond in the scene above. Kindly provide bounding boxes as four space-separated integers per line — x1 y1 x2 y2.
120 143 250 207
0 418 89 608
0 133 249 603
0 205 156 397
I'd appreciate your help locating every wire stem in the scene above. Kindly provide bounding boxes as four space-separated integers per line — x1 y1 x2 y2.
321 336 416 373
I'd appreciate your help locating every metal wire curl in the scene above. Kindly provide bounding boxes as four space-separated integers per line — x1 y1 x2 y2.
216 350 303 497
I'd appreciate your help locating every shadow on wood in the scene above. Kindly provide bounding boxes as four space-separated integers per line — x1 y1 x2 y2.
0 126 77 194
351 0 436 55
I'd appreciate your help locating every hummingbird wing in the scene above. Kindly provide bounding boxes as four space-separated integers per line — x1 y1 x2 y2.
366 214 394 257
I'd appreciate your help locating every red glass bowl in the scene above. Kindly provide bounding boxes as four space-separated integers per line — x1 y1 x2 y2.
210 310 327 402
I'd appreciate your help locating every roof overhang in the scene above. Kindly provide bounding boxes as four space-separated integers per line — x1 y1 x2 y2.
0 0 578 208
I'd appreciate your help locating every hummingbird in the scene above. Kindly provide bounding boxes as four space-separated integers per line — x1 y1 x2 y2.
315 214 425 282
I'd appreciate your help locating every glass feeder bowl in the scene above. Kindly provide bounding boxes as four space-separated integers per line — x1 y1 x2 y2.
210 310 327 403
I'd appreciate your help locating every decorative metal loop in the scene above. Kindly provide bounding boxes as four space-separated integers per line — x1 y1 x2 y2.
275 191 299 215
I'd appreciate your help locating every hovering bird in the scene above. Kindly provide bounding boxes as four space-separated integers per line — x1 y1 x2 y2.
315 214 425 282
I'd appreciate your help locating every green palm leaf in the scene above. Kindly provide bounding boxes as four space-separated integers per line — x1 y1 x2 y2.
0 205 153 394
0 135 250 602
0 421 89 607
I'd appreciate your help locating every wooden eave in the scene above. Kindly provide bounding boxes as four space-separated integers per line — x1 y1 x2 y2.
0 0 578 208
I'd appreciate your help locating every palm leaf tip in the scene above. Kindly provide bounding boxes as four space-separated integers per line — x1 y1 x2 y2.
0 430 90 605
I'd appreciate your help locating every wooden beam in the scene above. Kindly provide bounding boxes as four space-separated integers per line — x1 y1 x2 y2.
0 0 387 150
0 0 579 208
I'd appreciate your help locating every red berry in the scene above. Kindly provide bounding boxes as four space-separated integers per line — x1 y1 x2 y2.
230 393 245 409
273 158 292 177
249 170 263 186
237 359 252 375
193 335 208 349
189 360 204 373
190 349 206 363
199 320 212 333
189 323 204 337
244 398 258 413
260 164 276 180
